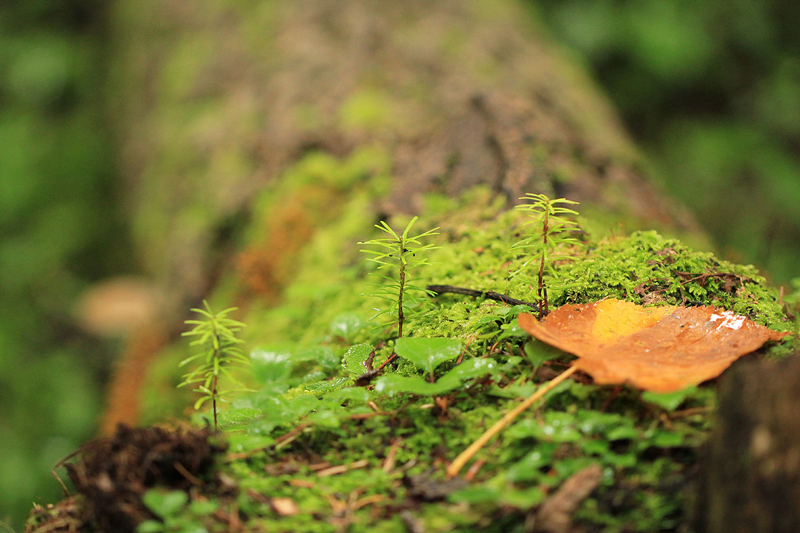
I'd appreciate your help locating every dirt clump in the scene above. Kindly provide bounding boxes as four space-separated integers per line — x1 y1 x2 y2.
50 424 228 533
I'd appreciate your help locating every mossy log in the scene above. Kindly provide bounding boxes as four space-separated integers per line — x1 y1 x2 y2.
73 0 798 532
104 0 695 430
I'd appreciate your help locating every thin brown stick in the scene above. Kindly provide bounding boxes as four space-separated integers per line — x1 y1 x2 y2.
212 374 219 430
174 461 202 486
426 284 539 310
50 469 70 498
446 365 578 478
538 208 549 318
398 262 405 338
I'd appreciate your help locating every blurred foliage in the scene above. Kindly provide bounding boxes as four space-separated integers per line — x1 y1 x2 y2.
0 0 125 528
535 0 800 284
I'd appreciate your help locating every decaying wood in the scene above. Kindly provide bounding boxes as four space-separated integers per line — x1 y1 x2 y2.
531 464 603 533
694 355 800 533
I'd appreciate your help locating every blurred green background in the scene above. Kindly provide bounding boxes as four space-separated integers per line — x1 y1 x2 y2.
0 0 127 528
1 0 799 529
536 0 800 283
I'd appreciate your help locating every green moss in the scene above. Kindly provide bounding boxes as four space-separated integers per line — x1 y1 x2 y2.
338 89 395 132
140 187 793 532
550 230 790 331
159 33 216 101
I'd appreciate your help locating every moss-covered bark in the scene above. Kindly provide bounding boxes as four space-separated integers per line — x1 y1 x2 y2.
103 0 700 431
33 1 791 532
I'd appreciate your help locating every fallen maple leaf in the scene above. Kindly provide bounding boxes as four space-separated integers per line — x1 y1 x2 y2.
447 298 790 478
519 298 789 392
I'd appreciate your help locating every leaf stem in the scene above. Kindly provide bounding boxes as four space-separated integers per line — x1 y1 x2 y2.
446 365 578 478
539 203 549 318
398 252 406 338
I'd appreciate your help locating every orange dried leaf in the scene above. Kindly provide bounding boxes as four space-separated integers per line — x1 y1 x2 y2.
519 298 789 392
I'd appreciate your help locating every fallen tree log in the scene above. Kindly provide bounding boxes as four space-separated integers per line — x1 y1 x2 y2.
41 1 796 532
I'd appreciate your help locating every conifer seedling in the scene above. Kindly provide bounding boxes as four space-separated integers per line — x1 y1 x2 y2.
359 216 439 338
512 194 580 317
179 301 252 429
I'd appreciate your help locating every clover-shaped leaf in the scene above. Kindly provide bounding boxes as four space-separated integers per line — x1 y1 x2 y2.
395 337 462 376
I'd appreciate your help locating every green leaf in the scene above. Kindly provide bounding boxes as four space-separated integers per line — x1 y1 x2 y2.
374 357 497 396
373 374 447 396
500 486 547 508
506 412 582 443
188 499 218 515
329 313 365 342
606 426 639 441
217 408 262 429
394 337 462 376
342 343 374 375
523 339 561 369
193 396 210 410
435 358 498 389
578 439 610 456
448 486 500 504
642 386 696 411
307 410 340 428
575 410 631 435
250 348 292 385
294 346 340 371
327 387 371 404
304 376 350 394
497 322 528 341
177 524 207 533
507 444 557 482
142 489 188 518
137 520 165 533
651 430 685 448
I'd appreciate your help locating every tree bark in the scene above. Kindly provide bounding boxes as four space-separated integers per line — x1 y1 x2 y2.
106 0 694 322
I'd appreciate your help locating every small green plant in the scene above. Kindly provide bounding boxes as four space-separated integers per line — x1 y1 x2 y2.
179 301 252 429
138 489 218 533
512 194 580 317
374 337 499 396
359 216 439 337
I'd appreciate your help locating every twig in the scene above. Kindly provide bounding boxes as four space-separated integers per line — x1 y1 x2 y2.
317 459 370 477
173 461 202 486
51 469 70 498
532 464 603 533
401 510 426 533
464 458 486 481
446 365 578 478
365 342 385 371
354 353 397 386
382 440 403 472
50 449 82 497
426 284 539 310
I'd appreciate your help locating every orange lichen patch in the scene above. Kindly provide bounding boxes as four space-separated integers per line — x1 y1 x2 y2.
237 202 314 302
519 299 790 392
101 326 169 435
237 184 341 304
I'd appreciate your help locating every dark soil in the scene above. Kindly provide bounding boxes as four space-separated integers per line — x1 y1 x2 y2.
27 424 229 533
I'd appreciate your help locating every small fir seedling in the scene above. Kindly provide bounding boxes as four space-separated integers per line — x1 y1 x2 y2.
359 216 439 338
512 193 580 317
179 301 252 429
